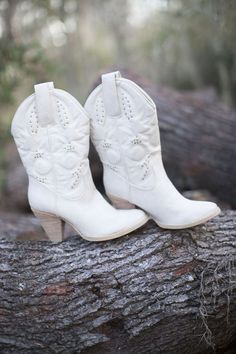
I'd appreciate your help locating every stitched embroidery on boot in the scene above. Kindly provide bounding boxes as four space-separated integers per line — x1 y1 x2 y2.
56 100 70 128
95 96 105 124
121 92 134 120
64 143 75 152
29 106 39 134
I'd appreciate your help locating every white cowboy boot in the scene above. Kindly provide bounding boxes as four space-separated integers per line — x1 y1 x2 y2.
85 71 220 229
11 82 148 242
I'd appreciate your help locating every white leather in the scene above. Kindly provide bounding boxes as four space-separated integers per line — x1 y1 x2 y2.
34 82 55 126
11 82 148 240
85 71 220 229
102 71 121 117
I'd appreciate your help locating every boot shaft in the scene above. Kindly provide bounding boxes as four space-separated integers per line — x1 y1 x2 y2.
85 71 162 190
11 82 93 200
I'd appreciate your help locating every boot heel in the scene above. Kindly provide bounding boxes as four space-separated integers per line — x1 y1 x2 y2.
32 209 64 243
107 194 136 210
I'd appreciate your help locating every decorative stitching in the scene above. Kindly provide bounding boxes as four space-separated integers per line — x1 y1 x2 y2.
91 93 157 185
28 105 39 134
95 96 105 124
121 92 134 120
15 98 89 195
56 99 70 127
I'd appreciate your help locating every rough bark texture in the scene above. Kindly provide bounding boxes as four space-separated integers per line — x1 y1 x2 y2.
0 211 235 354
90 72 236 208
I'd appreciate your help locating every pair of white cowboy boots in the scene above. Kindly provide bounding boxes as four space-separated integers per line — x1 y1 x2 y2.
11 71 220 242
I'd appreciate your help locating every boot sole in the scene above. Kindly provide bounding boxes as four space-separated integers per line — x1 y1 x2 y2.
32 208 149 243
156 206 221 229
107 194 221 230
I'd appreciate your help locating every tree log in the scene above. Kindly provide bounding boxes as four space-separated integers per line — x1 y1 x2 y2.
90 72 236 208
0 211 235 354
154 87 236 208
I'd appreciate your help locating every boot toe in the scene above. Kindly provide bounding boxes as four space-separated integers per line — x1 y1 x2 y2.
82 204 149 241
156 200 220 229
118 208 149 232
180 200 220 228
199 201 220 216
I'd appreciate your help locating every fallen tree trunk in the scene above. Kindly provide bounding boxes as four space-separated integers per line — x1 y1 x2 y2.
0 211 235 354
90 72 236 208
154 87 236 208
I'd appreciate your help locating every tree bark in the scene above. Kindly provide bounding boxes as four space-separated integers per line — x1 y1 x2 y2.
89 72 236 208
0 211 235 354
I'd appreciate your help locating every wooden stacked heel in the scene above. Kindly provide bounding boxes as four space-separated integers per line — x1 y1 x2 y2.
32 209 65 243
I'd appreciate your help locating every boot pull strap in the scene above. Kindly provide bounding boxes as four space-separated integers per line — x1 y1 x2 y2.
34 82 55 127
101 71 121 117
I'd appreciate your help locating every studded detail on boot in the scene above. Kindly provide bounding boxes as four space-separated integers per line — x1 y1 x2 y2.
85 71 220 229
11 82 148 242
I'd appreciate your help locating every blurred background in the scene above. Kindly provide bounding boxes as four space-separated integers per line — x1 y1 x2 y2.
0 0 235 239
